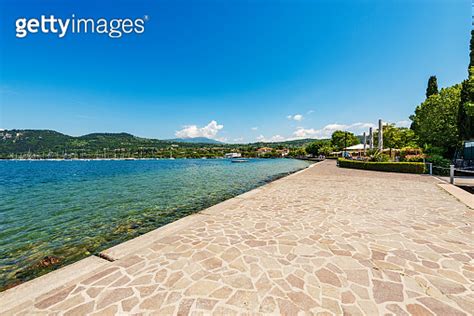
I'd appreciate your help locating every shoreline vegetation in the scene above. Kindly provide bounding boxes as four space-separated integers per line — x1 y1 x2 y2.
0 129 314 160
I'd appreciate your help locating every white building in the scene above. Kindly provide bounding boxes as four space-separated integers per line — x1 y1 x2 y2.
224 152 242 158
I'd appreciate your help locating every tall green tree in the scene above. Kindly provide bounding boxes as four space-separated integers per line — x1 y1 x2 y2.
458 30 474 141
330 130 359 150
305 140 331 156
374 124 417 149
426 76 438 98
411 84 461 156
470 29 474 69
319 145 335 156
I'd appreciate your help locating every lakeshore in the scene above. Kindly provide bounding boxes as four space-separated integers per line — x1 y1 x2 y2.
1 160 472 315
0 158 311 291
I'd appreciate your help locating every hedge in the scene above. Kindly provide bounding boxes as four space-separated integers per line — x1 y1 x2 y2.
337 158 426 174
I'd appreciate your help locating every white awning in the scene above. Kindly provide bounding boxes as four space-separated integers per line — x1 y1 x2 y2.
345 144 367 151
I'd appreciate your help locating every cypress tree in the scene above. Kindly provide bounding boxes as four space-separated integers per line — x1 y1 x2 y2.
470 29 474 70
458 30 474 141
426 76 438 98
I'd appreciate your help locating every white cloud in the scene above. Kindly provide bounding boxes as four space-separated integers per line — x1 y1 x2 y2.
287 114 303 121
251 127 258 131
175 120 224 139
233 137 244 142
349 122 376 129
307 110 315 114
293 128 319 138
396 120 411 128
253 121 380 142
292 122 376 139
256 134 286 142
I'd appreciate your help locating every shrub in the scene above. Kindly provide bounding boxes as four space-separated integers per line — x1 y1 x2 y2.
426 154 450 168
403 154 425 162
400 147 423 158
367 150 390 162
338 158 426 174
423 145 445 157
373 153 390 162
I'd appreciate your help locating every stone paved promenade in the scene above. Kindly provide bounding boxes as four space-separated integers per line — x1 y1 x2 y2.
1 160 473 315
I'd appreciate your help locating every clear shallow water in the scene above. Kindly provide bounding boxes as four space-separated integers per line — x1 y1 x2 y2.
0 158 310 289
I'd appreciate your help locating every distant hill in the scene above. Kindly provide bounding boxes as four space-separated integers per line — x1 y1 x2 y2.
168 137 224 144
0 130 171 158
0 129 318 159
250 138 327 147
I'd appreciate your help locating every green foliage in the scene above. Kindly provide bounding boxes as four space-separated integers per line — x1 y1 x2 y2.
400 147 423 156
470 30 474 70
422 145 444 156
426 76 438 98
365 149 393 162
288 148 306 157
402 155 425 162
373 124 417 149
0 129 320 159
260 150 281 158
410 84 461 156
458 70 474 141
252 138 327 148
457 30 474 141
338 158 426 174
372 152 390 162
304 142 319 156
305 140 331 156
318 145 334 156
330 131 359 150
399 147 424 162
426 154 450 168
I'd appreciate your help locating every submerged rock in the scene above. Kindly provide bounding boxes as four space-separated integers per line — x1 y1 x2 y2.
37 256 61 268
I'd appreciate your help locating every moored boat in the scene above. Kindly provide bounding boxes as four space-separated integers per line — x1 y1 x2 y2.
231 158 249 163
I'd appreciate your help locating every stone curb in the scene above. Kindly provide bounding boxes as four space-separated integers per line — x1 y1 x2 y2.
437 183 474 209
0 256 110 312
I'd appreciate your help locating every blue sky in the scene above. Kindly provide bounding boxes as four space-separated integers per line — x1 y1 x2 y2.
0 0 471 143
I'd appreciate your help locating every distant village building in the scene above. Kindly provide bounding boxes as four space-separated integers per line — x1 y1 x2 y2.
256 147 289 157
276 149 290 157
257 147 273 156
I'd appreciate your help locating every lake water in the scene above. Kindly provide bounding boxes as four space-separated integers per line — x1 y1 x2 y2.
0 158 310 290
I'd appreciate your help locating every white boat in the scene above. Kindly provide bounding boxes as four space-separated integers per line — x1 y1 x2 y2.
231 158 249 163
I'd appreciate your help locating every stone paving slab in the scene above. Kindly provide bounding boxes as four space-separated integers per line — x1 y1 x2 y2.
1 160 473 315
0 256 110 313
437 183 474 209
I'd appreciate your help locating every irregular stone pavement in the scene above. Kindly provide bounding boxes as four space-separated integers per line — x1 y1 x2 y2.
1 160 473 315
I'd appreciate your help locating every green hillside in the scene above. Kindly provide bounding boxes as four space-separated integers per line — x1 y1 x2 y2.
0 129 317 159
